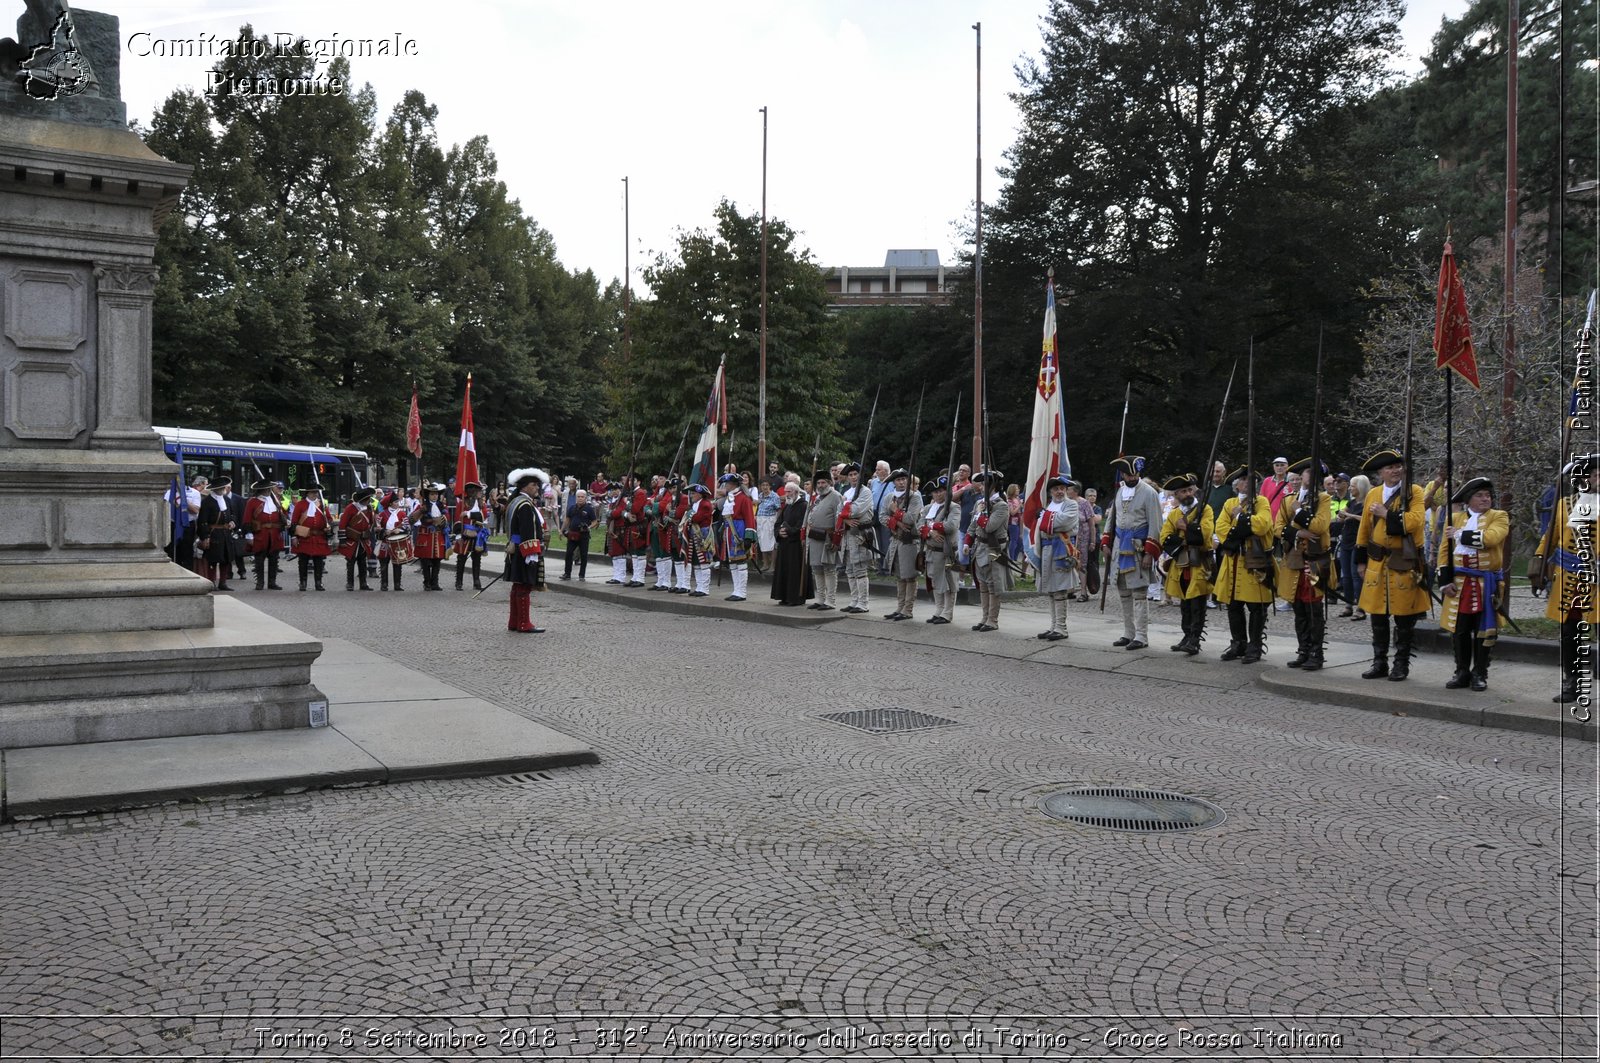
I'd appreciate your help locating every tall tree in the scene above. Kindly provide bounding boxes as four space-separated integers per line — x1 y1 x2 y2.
617 201 847 477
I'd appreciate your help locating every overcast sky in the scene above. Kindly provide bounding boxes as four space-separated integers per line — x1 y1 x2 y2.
107 0 1471 289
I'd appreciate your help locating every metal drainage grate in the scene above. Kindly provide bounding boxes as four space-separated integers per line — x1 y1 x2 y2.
1039 787 1224 833
819 707 959 735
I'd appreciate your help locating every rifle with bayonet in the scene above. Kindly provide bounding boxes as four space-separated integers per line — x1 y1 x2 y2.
1099 383 1132 612
842 385 883 557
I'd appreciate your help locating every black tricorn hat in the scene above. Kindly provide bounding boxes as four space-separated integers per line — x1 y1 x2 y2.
890 467 910 481
1287 457 1328 476
353 486 377 504
1109 455 1146 477
1225 466 1262 486
977 469 1005 484
210 477 232 491
1162 473 1197 491
812 469 833 482
1361 449 1404 474
1565 454 1599 486
251 479 274 493
840 461 861 475
1450 476 1493 505
1046 474 1070 490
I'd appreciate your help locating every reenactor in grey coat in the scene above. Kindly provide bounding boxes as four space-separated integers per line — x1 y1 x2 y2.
805 472 843 611
1033 475 1082 641
881 468 924 620
1102 456 1164 650
837 462 877 613
919 476 959 624
970 470 1012 631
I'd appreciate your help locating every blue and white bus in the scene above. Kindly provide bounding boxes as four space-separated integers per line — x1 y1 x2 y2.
155 427 373 502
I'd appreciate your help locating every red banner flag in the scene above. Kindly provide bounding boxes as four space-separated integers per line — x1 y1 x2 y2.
406 386 423 457
1434 240 1480 389
454 374 480 519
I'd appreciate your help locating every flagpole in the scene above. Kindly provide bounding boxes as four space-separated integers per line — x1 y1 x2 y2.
971 21 984 476
622 176 631 370
758 105 769 475
1502 0 1518 509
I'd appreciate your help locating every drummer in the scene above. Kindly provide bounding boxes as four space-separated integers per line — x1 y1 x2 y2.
378 490 411 591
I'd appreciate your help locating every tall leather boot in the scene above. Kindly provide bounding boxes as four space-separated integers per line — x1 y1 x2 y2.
1241 602 1266 663
254 555 265 590
1470 634 1491 691
1301 602 1325 671
472 554 483 590
1556 617 1583 703
267 555 282 590
313 558 326 591
1220 602 1246 660
1362 614 1391 679
456 555 466 590
346 559 357 590
380 562 389 591
357 559 371 590
1172 598 1194 652
298 556 309 591
1445 622 1473 688
1388 615 1415 681
393 564 404 591
508 584 521 631
1287 601 1309 667
1187 597 1207 655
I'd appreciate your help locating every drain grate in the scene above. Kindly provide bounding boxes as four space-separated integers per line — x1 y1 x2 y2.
1039 787 1224 833
819 707 959 735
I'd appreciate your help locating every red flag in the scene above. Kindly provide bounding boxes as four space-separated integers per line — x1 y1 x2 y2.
454 374 480 519
1434 240 1480 389
406 386 423 457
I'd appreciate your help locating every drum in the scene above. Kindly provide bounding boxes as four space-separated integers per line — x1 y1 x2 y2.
386 532 414 565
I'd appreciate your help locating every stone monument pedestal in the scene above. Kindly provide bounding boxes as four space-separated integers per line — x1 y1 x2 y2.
0 9 326 751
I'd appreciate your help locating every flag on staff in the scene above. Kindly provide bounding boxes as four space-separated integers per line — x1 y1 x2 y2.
454 373 479 519
687 355 729 489
169 431 190 540
1022 272 1072 552
406 385 424 458
1434 240 1480 390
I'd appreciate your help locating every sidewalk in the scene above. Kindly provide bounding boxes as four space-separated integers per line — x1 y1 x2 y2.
550 577 1594 743
0 638 595 820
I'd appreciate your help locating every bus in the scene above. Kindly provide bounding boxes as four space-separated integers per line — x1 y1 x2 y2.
155 427 373 502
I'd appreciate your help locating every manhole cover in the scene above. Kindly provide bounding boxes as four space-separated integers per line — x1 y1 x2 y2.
1038 787 1224 833
819 707 959 735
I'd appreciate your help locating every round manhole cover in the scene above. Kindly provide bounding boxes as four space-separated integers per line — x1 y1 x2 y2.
1039 787 1224 833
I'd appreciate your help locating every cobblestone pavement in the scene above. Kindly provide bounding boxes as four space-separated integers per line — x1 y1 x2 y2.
2 585 1595 1060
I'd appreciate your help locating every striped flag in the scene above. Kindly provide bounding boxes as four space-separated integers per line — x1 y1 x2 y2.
1022 273 1071 552
454 373 479 519
687 355 728 489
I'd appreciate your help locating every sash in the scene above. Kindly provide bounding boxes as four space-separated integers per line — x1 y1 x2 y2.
1457 565 1502 640
1115 525 1148 574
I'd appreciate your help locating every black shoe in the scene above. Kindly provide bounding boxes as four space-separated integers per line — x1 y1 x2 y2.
267 583 283 590
1125 640 1146 651
1388 660 1410 682
1300 656 1323 672
1555 680 1579 704
215 584 231 592
1470 674 1488 692
627 581 645 588
1112 636 1132 647
1043 631 1066 641
1286 654 1307 669
931 616 950 624
815 604 835 611
606 579 623 585
1361 660 1389 680
690 590 707 597
1240 644 1261 663
807 603 824 610
1169 640 1188 652
727 595 746 602
1038 631 1053 640
1445 671 1471 689
561 575 572 581
1219 642 1244 662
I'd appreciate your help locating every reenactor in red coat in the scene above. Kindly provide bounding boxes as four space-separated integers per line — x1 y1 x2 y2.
412 482 450 591
288 484 334 591
377 492 411 591
607 475 649 586
453 481 489 591
504 468 550 633
242 479 285 590
338 486 377 591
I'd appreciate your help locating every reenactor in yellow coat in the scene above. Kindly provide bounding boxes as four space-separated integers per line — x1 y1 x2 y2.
1275 458 1337 671
1533 455 1599 704
1435 476 1510 692
1159 473 1214 656
1355 449 1429 681
1213 468 1275 663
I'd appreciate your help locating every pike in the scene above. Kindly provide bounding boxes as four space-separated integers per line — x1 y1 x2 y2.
1199 360 1237 492
808 430 821 490
933 391 962 596
1117 381 1131 456
667 417 692 482
858 383 883 475
1399 341 1440 609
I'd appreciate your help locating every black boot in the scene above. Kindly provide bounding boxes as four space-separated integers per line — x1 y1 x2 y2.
358 560 371 591
394 565 404 591
1388 615 1415 681
1171 599 1192 652
380 563 389 591
1241 603 1266 663
1185 599 1206 656
1220 603 1246 661
1301 603 1325 671
347 560 357 591
254 555 265 590
472 554 483 590
1469 633 1491 691
1446 624 1473 688
298 556 309 591
267 555 282 590
456 558 465 591
1555 618 1583 702
313 559 326 591
1286 601 1309 668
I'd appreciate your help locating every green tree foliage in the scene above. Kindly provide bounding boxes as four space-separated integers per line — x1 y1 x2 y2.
616 201 847 478
837 304 972 477
973 0 1408 487
145 29 617 484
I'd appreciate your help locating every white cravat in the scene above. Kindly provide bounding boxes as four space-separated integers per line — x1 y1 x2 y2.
1454 512 1481 559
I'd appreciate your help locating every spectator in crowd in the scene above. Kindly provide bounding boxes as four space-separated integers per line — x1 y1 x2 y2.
765 460 785 493
1262 456 1291 517
1337 473 1369 618
1005 483 1027 577
870 460 893 575
1067 480 1095 601
1084 487 1104 593
562 489 597 581
164 474 206 569
755 479 782 566
589 472 608 496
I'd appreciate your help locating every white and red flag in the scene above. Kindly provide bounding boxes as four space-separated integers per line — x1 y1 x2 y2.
687 355 729 489
1022 271 1072 553
453 373 479 519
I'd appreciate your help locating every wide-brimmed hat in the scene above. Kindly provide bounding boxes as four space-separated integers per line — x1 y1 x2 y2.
1361 449 1404 474
687 483 711 496
210 477 232 492
250 479 273 493
508 467 550 490
1565 454 1599 485
718 473 742 485
1451 476 1493 505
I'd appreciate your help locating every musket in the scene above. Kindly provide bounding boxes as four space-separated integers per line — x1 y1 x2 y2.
897 383 927 571
627 429 648 485
1307 327 1328 598
1200 359 1237 495
667 417 692 482
936 391 962 595
1228 341 1256 608
1099 381 1135 611
858 383 883 474
808 431 821 491
470 571 505 600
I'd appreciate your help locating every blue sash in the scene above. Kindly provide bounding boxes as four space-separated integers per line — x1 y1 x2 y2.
1115 525 1148 573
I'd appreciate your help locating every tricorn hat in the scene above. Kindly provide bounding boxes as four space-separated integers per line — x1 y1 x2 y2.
1450 476 1493 505
1287 457 1328 476
210 477 232 492
1565 454 1599 486
302 482 321 494
1225 466 1262 487
461 481 483 492
1162 473 1197 491
890 467 910 481
718 473 742 485
1109 455 1146 477
1046 474 1070 490
977 469 1005 484
251 479 274 494
1361 449 1404 474
840 461 861 475
352 486 377 504
687 482 711 496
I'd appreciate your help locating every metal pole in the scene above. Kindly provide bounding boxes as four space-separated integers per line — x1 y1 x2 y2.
1501 0 1518 509
759 106 769 475
971 21 984 476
